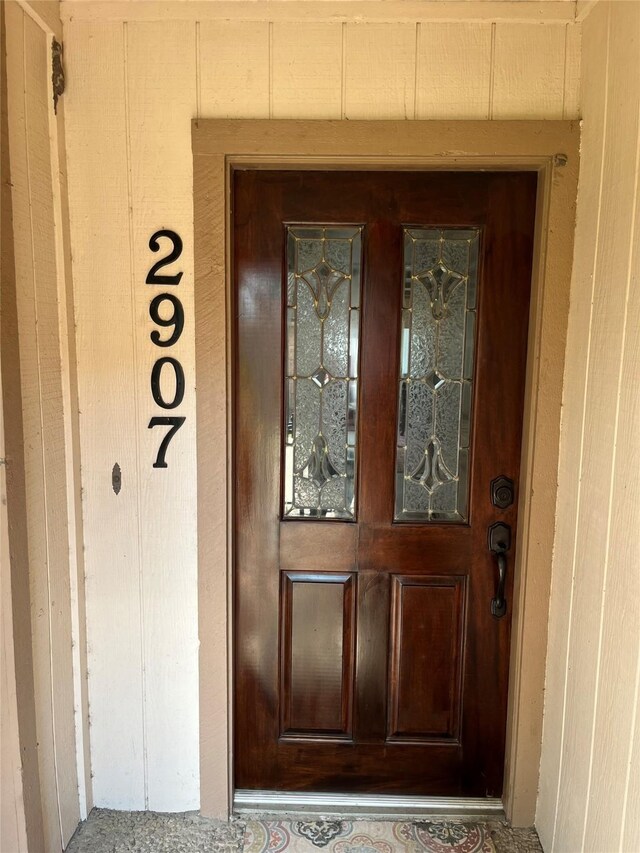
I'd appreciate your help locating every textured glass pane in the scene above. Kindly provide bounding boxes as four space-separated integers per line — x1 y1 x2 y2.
395 227 480 522
293 380 320 470
323 280 350 376
405 381 434 474
284 226 362 519
409 281 436 378
437 283 466 379
319 478 347 511
321 380 348 474
435 381 462 475
295 282 322 376
297 236 323 271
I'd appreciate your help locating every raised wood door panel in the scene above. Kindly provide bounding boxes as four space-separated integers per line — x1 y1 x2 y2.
388 575 466 742
233 170 536 797
280 571 356 740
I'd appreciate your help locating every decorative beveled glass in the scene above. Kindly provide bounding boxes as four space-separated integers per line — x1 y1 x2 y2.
283 226 362 519
395 228 480 522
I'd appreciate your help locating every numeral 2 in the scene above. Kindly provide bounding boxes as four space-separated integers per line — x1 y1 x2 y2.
148 416 186 469
146 229 183 285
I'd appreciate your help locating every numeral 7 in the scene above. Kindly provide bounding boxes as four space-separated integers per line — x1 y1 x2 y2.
148 416 186 468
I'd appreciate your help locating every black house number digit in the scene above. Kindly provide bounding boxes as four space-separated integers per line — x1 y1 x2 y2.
147 229 186 468
150 357 185 409
149 293 184 347
148 417 186 469
146 229 184 285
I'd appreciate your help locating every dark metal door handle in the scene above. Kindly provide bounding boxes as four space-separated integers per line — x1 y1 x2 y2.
491 552 507 618
488 522 511 619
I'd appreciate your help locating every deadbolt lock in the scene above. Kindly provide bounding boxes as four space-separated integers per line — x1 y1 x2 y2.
490 475 515 510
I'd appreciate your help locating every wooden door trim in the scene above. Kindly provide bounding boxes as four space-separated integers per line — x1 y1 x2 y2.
192 119 580 823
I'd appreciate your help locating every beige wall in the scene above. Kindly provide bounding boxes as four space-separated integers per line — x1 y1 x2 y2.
2 10 31 848
1 396 29 850
2 0 90 847
536 1 640 850
16 0 640 840
62 0 582 812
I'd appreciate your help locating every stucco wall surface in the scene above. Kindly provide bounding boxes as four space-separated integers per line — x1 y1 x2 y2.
536 1 640 850
62 3 581 811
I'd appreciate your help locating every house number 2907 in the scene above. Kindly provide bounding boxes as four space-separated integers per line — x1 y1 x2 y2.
147 229 186 468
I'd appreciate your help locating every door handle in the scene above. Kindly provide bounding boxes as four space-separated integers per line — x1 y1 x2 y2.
488 522 511 618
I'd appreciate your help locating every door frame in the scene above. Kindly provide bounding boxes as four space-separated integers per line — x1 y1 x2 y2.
192 119 580 824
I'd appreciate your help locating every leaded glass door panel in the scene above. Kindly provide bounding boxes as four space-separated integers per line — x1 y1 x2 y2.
233 170 536 797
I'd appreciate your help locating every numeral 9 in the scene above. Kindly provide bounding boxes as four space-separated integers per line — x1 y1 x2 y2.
149 293 184 347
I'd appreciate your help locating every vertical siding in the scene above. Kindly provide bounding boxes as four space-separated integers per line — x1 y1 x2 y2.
66 21 146 810
415 23 493 119
0 398 29 849
1 8 46 849
126 20 200 812
492 24 568 118
344 24 417 118
0 10 28 847
64 13 582 810
271 23 343 118
537 2 640 851
4 1 81 847
198 21 270 118
1 8 33 850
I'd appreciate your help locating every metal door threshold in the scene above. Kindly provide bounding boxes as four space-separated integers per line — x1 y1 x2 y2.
234 790 504 819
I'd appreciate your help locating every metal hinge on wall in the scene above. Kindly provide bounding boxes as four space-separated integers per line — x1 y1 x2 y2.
52 39 65 114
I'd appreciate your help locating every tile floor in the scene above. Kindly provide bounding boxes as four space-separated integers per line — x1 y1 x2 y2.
66 809 543 853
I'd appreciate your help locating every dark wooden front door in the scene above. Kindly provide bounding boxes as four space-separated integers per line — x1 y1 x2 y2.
233 170 536 797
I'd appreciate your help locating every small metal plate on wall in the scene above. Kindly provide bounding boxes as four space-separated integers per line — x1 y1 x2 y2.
112 463 122 495
490 475 514 509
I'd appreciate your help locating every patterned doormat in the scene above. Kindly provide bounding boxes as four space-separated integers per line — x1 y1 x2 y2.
243 819 495 852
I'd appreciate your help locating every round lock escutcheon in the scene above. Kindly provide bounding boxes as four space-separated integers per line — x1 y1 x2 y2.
490 475 515 510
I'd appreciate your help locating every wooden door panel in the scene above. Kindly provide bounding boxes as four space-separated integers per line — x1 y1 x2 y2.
354 570 390 742
358 217 402 525
358 525 471 573
279 522 357 572
233 170 537 797
387 575 465 741
270 741 464 794
280 572 355 739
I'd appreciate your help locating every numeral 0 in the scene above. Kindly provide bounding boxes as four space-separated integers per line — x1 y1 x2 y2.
150 356 185 409
149 293 184 347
